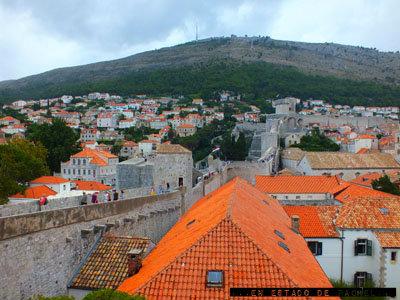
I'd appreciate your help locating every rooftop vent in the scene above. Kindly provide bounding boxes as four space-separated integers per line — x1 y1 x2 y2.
186 219 196 227
379 208 389 215
274 229 285 240
278 241 290 253
127 248 143 276
291 215 300 233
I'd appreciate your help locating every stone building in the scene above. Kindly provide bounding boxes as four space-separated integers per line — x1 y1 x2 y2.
61 148 118 186
296 152 400 180
176 123 196 137
116 144 193 193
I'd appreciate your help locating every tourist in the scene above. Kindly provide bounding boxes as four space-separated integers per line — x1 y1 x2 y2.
120 190 125 200
91 192 98 204
113 190 119 201
106 192 111 202
80 192 88 205
166 182 170 192
150 187 156 196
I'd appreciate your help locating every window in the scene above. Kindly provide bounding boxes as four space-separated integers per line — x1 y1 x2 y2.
77 159 81 165
295 196 300 200
278 241 290 253
354 239 372 256
68 169 71 175
63 169 66 174
206 270 223 287
391 251 397 262
354 272 372 287
178 177 183 187
83 159 86 165
73 169 75 175
355 172 361 177
307 241 323 256
73 159 76 165
78 169 81 175
83 169 86 175
284 196 289 200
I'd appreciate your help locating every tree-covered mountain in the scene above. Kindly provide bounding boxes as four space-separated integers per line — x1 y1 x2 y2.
1 36 400 105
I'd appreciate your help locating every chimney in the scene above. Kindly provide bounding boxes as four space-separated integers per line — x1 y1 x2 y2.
127 248 143 276
291 215 300 232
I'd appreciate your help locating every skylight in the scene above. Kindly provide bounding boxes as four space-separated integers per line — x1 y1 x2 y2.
206 270 223 287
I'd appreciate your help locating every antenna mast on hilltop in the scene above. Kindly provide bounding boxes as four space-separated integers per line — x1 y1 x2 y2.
195 22 198 42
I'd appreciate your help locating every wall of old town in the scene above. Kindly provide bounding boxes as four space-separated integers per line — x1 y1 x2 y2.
0 161 266 299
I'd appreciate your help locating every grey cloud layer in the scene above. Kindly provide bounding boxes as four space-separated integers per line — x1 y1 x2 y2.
0 0 398 81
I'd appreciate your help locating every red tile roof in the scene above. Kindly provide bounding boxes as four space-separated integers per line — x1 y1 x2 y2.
335 196 400 229
72 180 112 191
375 232 400 248
70 148 117 166
255 175 347 194
30 176 69 184
334 183 394 203
70 235 150 290
10 185 57 199
118 177 332 299
283 206 339 238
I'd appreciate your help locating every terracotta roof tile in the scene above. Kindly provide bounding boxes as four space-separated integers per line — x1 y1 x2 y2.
303 152 400 169
156 144 191 154
72 180 112 191
336 196 400 229
283 206 339 238
255 175 346 194
334 183 394 203
30 176 69 184
10 185 57 199
375 232 400 248
118 177 333 299
70 235 150 290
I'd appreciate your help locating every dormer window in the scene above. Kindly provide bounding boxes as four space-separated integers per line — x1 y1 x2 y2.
206 270 223 287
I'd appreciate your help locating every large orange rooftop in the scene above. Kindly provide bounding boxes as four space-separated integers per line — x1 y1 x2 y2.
118 177 332 299
10 185 57 199
30 176 69 184
255 175 347 194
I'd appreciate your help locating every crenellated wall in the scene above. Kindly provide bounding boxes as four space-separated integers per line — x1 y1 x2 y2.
0 161 264 300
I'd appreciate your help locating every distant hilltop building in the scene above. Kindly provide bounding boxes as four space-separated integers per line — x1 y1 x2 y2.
272 97 299 115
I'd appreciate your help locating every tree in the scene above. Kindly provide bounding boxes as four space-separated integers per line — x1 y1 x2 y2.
82 289 146 300
291 128 340 152
0 139 49 204
220 132 247 161
111 141 123 156
372 175 400 196
26 118 80 173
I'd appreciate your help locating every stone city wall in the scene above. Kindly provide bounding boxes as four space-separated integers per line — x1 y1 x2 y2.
0 190 184 300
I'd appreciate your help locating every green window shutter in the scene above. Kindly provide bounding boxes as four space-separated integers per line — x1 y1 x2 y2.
354 240 359 256
367 240 372 256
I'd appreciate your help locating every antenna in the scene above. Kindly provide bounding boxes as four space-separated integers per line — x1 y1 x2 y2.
195 22 198 42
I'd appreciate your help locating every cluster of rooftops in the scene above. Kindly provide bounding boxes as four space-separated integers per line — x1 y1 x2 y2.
67 173 400 299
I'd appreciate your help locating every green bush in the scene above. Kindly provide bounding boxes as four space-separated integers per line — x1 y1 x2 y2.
83 289 145 300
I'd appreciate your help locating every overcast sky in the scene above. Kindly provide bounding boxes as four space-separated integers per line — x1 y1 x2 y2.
0 0 399 81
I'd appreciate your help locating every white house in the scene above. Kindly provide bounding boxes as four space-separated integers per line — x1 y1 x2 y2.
30 176 71 194
283 195 400 294
61 148 118 186
97 112 118 128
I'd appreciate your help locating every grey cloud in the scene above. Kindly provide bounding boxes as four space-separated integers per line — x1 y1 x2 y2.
0 0 398 81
